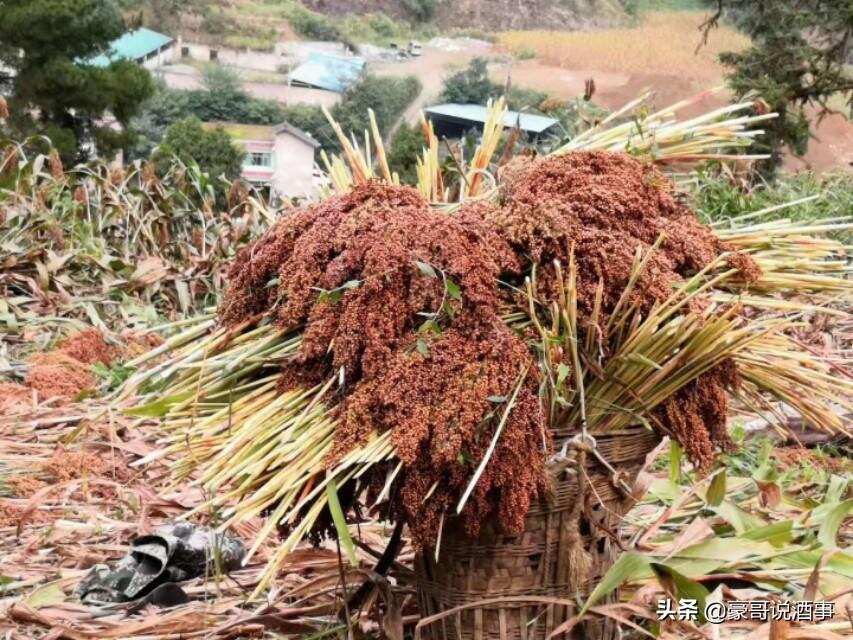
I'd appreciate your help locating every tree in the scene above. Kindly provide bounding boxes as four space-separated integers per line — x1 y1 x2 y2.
279 75 422 154
156 116 244 181
402 0 437 22
0 0 155 162
127 71 285 160
388 123 424 185
702 0 852 173
439 58 495 105
439 58 548 111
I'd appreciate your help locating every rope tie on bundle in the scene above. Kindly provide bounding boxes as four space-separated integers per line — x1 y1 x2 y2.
564 434 592 594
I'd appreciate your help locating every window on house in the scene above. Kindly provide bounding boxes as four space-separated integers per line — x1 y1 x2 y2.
244 152 273 168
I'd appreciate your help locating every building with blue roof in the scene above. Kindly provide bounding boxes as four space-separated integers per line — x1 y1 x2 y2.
87 28 174 69
288 53 365 93
424 103 559 139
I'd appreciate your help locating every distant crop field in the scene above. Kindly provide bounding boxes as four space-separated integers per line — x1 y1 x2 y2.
499 11 749 80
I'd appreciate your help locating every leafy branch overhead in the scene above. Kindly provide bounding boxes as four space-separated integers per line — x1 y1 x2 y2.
701 0 853 171
0 0 154 163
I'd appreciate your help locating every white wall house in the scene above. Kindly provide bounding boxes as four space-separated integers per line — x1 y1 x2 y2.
212 122 321 200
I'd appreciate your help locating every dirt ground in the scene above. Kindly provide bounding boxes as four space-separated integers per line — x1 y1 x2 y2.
160 65 341 108
499 57 853 172
368 39 853 172
371 47 471 138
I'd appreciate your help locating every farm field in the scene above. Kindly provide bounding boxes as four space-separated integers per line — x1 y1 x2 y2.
492 12 853 170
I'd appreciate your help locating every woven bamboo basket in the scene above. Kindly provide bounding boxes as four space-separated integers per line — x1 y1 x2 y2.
414 427 659 640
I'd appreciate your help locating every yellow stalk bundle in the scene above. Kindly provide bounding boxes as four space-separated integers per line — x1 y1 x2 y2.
124 91 852 596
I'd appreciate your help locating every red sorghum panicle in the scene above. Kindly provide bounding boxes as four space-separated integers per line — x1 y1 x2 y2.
219 152 759 546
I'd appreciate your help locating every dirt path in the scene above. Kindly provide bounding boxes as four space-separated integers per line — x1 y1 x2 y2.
371 47 472 141
500 57 853 172
158 66 340 108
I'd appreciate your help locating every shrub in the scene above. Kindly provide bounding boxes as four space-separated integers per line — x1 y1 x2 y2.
692 170 853 242
703 0 852 174
402 0 437 22
128 75 285 160
506 86 548 111
288 5 341 41
514 46 537 60
367 13 398 38
282 75 422 154
388 123 424 184
439 58 549 111
335 75 422 137
199 6 228 35
439 58 495 105
156 116 244 181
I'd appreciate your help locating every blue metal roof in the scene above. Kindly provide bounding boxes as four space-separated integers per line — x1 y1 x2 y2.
425 103 558 134
88 28 173 68
289 53 365 93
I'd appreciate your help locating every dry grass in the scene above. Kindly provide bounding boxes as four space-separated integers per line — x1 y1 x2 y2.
498 11 749 80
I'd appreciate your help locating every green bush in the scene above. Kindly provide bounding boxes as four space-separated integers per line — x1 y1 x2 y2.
439 58 495 105
402 0 437 22
133 72 420 162
439 58 550 112
692 170 853 242
388 123 424 184
156 116 244 181
282 74 422 154
199 6 228 35
287 5 341 41
367 13 398 38
335 75 422 138
505 86 548 112
128 74 285 160
514 46 537 60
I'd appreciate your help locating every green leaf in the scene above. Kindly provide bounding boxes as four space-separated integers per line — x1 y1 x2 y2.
752 455 778 484
626 353 662 370
445 278 462 301
581 552 649 615
668 440 682 484
124 390 194 418
824 475 848 504
418 318 439 334
647 478 682 504
675 537 775 563
325 476 358 567
414 260 437 278
773 549 853 579
650 562 710 623
818 499 853 549
740 520 794 547
25 582 65 609
416 338 429 357
705 468 726 507
556 363 570 385
713 500 766 535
